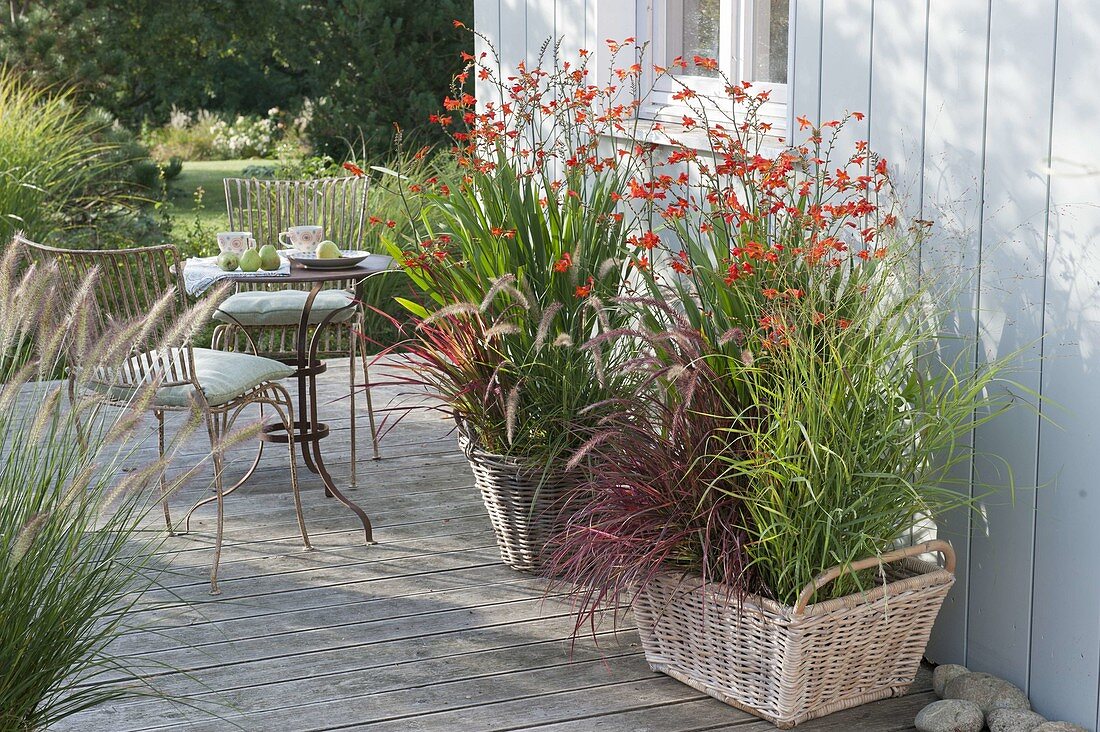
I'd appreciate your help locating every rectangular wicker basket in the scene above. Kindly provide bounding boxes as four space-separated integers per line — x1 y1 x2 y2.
633 540 956 729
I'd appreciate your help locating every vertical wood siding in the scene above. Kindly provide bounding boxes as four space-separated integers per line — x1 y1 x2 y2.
476 0 1098 726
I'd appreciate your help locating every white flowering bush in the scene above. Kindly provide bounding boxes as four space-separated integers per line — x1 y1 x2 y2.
210 114 277 158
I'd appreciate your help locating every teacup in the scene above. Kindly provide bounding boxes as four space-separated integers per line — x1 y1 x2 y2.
278 225 324 254
216 231 255 255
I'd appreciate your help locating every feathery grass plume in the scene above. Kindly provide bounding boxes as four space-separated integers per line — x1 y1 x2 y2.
534 302 563 350
552 333 573 348
504 385 520 445
421 301 481 324
484 321 521 340
479 274 530 313
0 242 206 729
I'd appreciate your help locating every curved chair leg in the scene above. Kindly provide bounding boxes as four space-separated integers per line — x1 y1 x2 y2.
349 330 358 488
181 439 263 535
205 409 225 596
156 409 173 534
360 340 381 461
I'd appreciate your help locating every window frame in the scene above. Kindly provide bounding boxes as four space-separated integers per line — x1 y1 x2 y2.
637 0 792 136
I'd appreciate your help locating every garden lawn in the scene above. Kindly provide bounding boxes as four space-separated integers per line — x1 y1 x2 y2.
167 159 268 232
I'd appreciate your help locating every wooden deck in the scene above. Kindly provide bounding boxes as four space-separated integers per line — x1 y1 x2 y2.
62 358 930 731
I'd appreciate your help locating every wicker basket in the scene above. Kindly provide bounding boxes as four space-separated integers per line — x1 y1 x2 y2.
457 429 576 572
634 540 956 728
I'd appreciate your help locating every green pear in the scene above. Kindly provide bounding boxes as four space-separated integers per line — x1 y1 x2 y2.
259 244 281 271
216 252 240 271
316 240 342 259
239 248 262 272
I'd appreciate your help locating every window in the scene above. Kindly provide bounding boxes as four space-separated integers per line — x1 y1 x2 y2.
640 0 791 132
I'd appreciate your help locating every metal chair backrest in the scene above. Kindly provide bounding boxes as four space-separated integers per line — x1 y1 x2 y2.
223 177 370 250
16 235 197 390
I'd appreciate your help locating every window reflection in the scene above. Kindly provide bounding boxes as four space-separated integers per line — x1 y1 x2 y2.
750 0 789 83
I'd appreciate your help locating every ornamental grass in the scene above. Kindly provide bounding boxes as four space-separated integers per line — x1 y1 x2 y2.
0 70 128 243
0 244 225 729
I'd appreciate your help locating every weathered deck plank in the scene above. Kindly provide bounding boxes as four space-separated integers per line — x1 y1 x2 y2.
54 358 924 731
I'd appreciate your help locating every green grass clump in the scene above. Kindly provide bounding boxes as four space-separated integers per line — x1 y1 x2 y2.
0 70 118 242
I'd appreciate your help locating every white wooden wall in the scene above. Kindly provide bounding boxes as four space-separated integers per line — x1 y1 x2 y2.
476 0 1100 727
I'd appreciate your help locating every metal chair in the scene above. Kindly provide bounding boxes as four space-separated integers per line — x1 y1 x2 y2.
18 235 310 595
216 177 381 488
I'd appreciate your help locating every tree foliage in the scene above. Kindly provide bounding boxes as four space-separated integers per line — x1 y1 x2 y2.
0 0 473 158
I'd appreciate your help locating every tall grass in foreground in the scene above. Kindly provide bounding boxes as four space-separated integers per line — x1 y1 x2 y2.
0 244 212 730
0 69 117 243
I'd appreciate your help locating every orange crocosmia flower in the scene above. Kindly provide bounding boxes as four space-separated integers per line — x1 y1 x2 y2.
453 19 465 28
554 253 573 273
575 277 594 298
639 231 660 250
838 318 852 329
386 220 396 228
693 55 718 71
851 111 866 121
634 255 650 271
343 162 365 177
762 288 780 300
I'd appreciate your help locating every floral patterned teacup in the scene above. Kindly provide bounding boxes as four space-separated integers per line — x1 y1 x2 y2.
278 225 324 254
216 231 255 255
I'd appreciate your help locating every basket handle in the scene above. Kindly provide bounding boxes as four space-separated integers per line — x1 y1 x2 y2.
792 540 956 616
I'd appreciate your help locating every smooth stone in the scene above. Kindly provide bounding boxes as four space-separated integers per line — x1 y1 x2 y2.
1034 724 1089 732
987 708 1048 732
914 699 984 732
933 664 970 698
943 672 1031 713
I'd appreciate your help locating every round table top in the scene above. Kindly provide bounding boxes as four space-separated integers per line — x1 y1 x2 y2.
216 253 395 285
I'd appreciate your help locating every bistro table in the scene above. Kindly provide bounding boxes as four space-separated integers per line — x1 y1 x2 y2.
192 254 395 544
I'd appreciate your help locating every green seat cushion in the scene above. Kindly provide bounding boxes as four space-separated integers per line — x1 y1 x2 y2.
213 290 357 327
97 348 295 408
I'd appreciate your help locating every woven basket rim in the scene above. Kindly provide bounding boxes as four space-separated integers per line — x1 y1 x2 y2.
456 420 574 482
650 556 954 620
